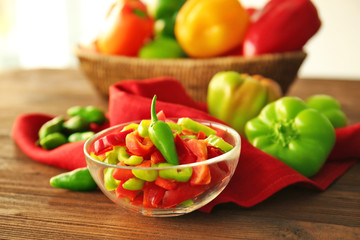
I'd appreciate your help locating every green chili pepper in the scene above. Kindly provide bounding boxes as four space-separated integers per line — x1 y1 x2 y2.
38 116 64 140
158 163 193 182
118 147 144 165
49 167 97 191
178 118 217 137
148 95 179 165
67 105 106 124
63 116 90 133
206 135 233 153
122 177 145 190
40 132 68 150
104 168 120 191
68 131 95 143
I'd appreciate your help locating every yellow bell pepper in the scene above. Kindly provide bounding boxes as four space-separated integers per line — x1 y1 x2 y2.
207 72 282 135
175 0 250 58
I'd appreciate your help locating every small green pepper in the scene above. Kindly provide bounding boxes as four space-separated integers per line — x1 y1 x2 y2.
118 147 144 166
63 116 90 133
50 167 97 191
68 131 95 143
178 118 217 137
306 94 347 128
40 132 68 150
206 135 233 153
122 177 145 191
104 168 120 191
67 105 106 124
38 116 64 140
148 95 179 165
158 163 193 182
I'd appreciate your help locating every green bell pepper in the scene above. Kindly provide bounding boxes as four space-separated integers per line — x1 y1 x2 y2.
207 71 282 135
306 94 347 129
245 97 336 178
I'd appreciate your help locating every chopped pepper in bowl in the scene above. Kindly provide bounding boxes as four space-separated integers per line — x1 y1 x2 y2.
84 96 241 217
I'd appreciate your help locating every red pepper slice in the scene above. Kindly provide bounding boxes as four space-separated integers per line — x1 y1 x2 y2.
162 182 208 208
113 162 134 181
174 134 197 164
116 184 139 201
207 145 223 159
93 129 133 154
184 139 211 185
150 150 166 164
155 177 178 190
197 131 207 140
143 182 166 208
125 131 154 157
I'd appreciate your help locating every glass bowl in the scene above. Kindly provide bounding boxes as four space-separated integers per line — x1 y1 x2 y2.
84 119 241 217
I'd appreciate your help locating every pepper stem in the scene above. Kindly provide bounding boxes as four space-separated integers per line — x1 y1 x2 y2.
151 95 158 122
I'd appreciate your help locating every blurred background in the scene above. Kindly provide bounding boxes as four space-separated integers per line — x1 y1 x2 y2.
0 0 359 79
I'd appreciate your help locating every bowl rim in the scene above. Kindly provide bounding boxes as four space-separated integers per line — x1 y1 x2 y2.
84 119 241 170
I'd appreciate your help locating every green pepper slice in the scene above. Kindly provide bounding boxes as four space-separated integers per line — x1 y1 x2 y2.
206 135 233 153
178 118 217 137
158 163 193 182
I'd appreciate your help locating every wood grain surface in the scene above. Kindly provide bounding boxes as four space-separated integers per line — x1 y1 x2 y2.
0 69 359 240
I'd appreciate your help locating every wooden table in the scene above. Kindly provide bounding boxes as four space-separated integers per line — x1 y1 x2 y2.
1 69 359 239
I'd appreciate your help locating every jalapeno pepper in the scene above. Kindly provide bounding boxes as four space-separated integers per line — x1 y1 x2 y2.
49 167 97 191
148 95 179 165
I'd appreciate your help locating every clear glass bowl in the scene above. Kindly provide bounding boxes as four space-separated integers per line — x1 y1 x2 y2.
84 119 241 217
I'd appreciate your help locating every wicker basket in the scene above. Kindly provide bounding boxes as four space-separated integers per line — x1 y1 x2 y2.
75 47 306 102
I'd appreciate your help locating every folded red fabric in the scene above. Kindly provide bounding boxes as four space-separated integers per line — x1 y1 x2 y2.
12 77 359 213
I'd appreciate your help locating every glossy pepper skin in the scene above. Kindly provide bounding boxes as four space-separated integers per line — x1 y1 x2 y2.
96 0 154 56
50 167 97 191
175 0 250 58
207 71 282 135
148 95 179 165
245 97 335 178
243 0 321 56
306 94 347 129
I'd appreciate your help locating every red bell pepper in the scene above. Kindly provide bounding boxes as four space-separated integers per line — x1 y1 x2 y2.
243 0 321 56
93 129 133 154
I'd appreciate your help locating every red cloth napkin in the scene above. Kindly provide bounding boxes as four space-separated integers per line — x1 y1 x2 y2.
12 77 360 213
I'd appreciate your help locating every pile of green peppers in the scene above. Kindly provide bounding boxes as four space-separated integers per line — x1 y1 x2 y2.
139 0 187 58
38 106 106 150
